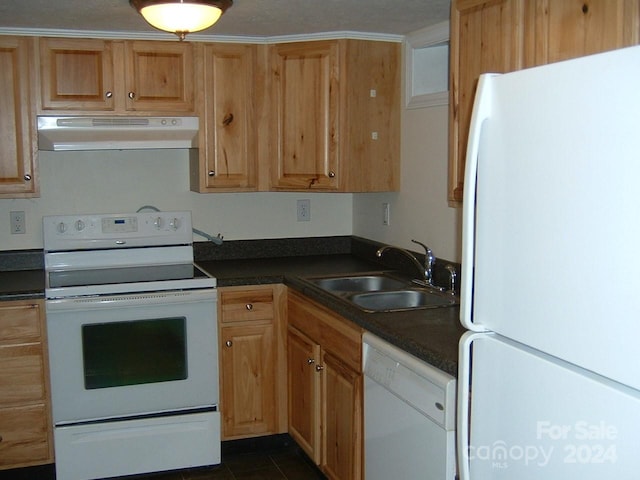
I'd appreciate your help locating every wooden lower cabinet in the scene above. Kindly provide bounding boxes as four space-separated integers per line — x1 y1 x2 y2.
287 290 363 480
218 284 287 440
0 300 52 470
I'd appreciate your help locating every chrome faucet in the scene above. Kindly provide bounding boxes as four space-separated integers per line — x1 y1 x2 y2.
375 239 438 288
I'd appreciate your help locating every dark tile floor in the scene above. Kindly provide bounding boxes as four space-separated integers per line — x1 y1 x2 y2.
0 435 327 480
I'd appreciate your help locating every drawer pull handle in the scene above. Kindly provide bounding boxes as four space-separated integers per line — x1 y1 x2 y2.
225 340 233 347
307 358 315 365
245 303 253 311
315 364 324 372
435 402 444 411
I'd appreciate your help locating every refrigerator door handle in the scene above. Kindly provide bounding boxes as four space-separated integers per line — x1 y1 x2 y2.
457 331 491 480
460 73 498 332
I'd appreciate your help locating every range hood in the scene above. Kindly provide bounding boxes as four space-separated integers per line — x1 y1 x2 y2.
37 116 199 151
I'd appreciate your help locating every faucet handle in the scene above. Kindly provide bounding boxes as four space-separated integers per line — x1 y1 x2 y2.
445 264 457 294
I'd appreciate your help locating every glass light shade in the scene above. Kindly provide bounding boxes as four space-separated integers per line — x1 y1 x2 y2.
140 3 222 35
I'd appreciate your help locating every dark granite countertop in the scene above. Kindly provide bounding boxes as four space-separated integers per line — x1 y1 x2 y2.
0 270 45 301
198 251 464 377
0 237 464 377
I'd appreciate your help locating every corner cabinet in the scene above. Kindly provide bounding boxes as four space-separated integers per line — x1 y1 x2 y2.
0 36 38 198
287 290 363 480
448 0 640 205
269 39 400 192
0 300 53 470
218 285 287 440
38 38 195 114
190 43 259 192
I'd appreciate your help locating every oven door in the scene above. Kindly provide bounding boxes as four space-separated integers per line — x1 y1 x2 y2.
46 289 218 425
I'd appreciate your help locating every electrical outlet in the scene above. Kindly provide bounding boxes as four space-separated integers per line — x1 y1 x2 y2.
297 199 311 222
382 203 390 226
10 211 26 234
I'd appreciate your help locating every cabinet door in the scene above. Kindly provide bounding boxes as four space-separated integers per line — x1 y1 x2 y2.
448 0 525 204
39 37 116 111
124 41 194 112
0 404 50 468
287 325 321 463
321 351 363 480
0 36 37 197
198 44 257 190
220 323 276 438
0 300 52 469
525 0 640 67
270 41 339 190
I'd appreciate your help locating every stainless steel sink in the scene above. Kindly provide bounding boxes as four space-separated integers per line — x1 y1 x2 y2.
310 274 407 292
306 273 458 312
349 289 457 312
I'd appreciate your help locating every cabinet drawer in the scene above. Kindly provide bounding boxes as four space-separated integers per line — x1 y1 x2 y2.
220 288 274 323
0 303 41 345
0 404 50 468
288 291 362 372
0 344 46 405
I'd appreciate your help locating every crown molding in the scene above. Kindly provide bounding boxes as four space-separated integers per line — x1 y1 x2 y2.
0 27 403 44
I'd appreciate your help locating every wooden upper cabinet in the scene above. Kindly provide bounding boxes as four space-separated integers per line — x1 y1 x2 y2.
269 39 400 192
124 40 194 112
524 0 640 67
448 0 640 205
270 41 340 190
39 38 194 114
448 0 525 205
0 36 38 198
39 38 115 111
190 43 258 192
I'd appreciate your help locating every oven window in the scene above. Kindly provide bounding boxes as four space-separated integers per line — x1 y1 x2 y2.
82 317 187 390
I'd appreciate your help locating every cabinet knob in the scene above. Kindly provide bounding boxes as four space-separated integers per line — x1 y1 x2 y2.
208 170 215 177
128 92 136 99
307 358 315 365
245 303 253 311
23 174 32 181
225 340 233 347
315 364 324 372
105 91 113 98
328 171 336 178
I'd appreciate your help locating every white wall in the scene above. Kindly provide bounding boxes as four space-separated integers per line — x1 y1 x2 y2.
0 149 353 250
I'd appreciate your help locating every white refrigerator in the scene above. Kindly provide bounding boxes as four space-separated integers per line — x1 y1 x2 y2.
458 45 640 480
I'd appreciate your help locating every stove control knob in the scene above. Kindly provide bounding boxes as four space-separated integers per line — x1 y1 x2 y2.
75 220 85 231
57 222 67 234
170 217 180 230
154 217 164 229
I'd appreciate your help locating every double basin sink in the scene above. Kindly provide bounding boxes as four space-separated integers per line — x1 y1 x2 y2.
306 272 459 313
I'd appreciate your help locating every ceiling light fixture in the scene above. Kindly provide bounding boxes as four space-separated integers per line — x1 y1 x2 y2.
130 0 232 41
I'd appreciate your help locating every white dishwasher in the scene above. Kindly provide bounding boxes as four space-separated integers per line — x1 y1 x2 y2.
363 333 457 480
